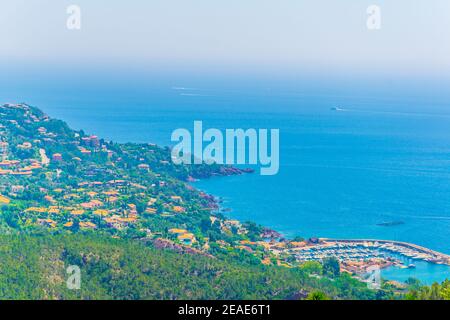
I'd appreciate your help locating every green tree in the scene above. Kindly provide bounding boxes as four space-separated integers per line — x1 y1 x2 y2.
301 261 322 275
306 291 329 300
322 257 340 278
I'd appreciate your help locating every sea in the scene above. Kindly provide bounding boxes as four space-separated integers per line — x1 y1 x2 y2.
2 70 450 284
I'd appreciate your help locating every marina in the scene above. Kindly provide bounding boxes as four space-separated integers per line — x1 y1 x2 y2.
284 238 450 275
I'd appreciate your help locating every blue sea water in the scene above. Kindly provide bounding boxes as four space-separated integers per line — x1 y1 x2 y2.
2 73 450 284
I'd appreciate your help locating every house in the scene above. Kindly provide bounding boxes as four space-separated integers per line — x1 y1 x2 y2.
48 207 60 214
37 127 47 134
93 209 109 216
63 221 74 228
103 215 130 229
79 148 92 155
223 219 247 235
11 185 24 193
137 163 150 171
79 221 97 229
172 206 186 213
290 241 307 248
81 135 100 148
0 141 9 156
170 195 182 202
44 195 56 203
80 200 103 209
145 207 157 214
108 196 118 203
0 160 19 168
70 209 85 216
0 194 10 205
167 228 196 245
103 190 119 196
10 171 32 176
90 136 100 148
17 142 32 150
178 233 196 246
25 207 47 213
168 228 188 235
52 153 63 162
118 216 138 223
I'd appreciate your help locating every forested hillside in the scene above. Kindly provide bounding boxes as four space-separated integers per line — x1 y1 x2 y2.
0 234 381 300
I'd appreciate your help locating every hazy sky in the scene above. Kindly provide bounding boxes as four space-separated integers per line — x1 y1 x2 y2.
1 0 450 77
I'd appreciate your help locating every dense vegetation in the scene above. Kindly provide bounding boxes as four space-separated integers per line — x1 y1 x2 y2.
0 234 383 300
404 278 450 300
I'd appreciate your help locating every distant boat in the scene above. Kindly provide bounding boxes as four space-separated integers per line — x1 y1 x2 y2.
408 264 416 269
331 107 345 111
376 221 405 227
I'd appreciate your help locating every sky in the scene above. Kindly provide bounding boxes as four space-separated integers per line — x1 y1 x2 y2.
1 0 449 77
1 0 450 112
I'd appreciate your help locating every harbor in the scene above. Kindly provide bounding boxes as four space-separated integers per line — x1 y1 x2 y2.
282 238 450 275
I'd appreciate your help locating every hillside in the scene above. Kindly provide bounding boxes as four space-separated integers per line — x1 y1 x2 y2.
0 234 380 300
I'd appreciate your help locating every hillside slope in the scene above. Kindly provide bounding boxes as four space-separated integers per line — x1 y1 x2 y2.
0 234 379 300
